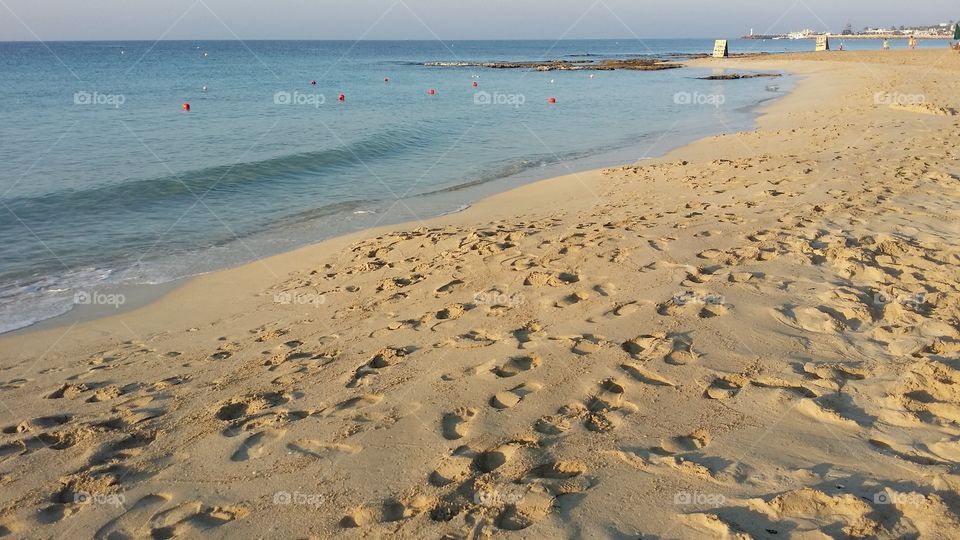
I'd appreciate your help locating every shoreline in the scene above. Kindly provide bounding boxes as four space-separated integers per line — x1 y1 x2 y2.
3 50 959 538
6 62 792 337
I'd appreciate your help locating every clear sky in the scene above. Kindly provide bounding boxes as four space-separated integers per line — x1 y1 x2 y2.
1 0 956 41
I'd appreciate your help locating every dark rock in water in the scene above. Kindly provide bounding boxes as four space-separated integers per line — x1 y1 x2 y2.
592 58 683 71
696 73 783 80
425 57 683 71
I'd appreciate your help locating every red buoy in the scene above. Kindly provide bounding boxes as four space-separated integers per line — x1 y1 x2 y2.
182 102 191 111
548 97 556 104
472 81 478 87
428 88 436 96
311 80 317 85
338 93 345 102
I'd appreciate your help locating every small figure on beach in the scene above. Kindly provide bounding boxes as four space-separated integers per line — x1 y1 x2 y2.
882 39 890 50
909 36 917 49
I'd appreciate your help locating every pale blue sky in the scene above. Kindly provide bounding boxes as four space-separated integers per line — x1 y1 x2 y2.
1 0 956 41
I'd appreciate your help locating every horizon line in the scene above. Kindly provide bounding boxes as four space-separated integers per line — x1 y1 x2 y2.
0 36 760 44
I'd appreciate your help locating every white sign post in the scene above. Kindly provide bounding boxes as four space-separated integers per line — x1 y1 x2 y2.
816 35 830 52
713 40 729 58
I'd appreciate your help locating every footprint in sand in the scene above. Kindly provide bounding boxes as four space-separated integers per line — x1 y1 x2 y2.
430 448 475 487
533 414 572 435
622 333 672 358
334 394 383 413
559 335 604 356
490 383 542 410
773 305 841 333
435 279 466 296
436 304 466 320
620 363 676 387
228 409 310 435
623 333 697 365
475 441 528 472
0 378 30 391
659 291 728 319
33 428 93 452
582 378 637 433
148 500 249 538
610 301 641 317
665 335 699 365
750 377 818 398
697 249 726 260
368 347 409 368
587 378 626 411
654 429 712 455
94 493 172 539
555 291 591 308
524 271 579 288
3 414 72 435
340 507 377 528
727 271 756 283
705 375 747 400
529 460 587 479
441 407 478 440
801 362 868 391
87 385 123 403
253 326 290 343
0 440 27 463
497 492 555 531
349 347 411 387
493 355 541 378
288 439 361 458
231 428 286 461
381 495 435 522
215 392 290 423
46 383 89 400
442 359 498 382
437 330 500 349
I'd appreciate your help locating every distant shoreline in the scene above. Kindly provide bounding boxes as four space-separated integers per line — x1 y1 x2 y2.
744 34 952 40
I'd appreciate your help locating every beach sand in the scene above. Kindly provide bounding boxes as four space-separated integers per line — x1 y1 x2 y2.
1 50 959 538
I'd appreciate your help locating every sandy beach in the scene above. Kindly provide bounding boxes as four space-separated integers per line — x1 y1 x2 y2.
2 49 960 538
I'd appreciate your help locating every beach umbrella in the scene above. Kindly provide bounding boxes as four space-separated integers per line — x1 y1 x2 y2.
954 22 960 40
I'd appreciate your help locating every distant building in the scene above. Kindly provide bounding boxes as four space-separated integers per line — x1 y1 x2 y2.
788 29 816 39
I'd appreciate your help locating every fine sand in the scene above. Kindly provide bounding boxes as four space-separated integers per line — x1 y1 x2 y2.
1 50 959 539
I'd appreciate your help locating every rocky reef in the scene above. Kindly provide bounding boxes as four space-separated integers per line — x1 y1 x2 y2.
425 57 687 71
